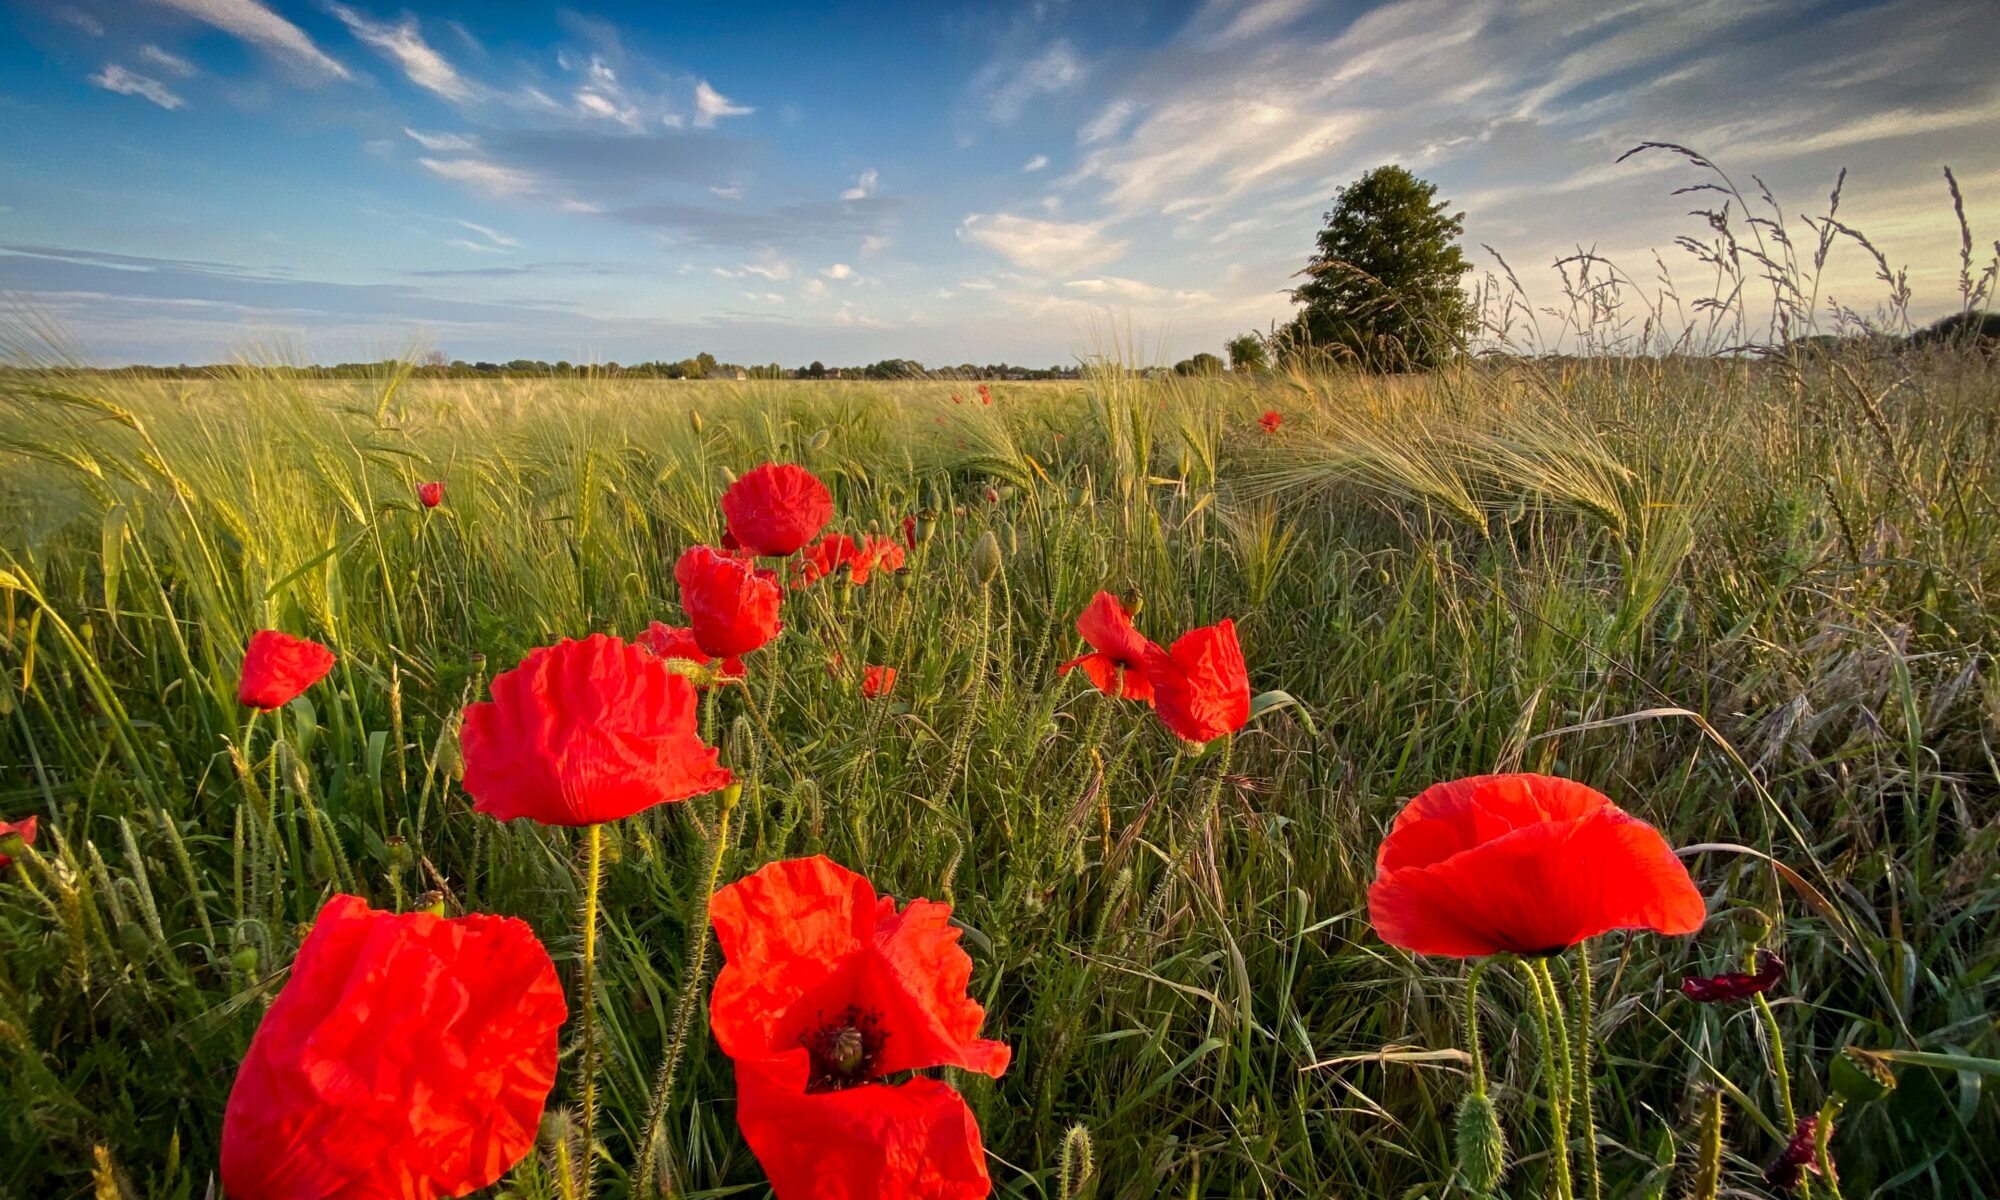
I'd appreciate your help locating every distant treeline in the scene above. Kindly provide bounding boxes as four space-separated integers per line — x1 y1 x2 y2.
0 354 1087 382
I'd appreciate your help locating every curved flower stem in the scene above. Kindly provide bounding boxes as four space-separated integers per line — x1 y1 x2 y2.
576 823 604 1199
1521 960 1574 1200
1814 1098 1844 1200
1754 990 1809 1199
1465 959 1490 1095
634 786 739 1197
1567 952 1603 1200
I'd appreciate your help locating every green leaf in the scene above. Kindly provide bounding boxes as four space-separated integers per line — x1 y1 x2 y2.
1248 688 1319 737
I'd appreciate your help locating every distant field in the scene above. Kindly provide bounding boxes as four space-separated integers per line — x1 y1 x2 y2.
1 353 1996 1198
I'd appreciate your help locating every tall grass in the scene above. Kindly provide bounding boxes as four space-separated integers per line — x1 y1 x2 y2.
2 181 1998 1197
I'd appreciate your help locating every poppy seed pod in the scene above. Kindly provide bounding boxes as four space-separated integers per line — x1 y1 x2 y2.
971 531 1003 585
1830 1047 1896 1104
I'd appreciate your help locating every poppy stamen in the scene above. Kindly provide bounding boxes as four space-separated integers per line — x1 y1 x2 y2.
800 1005 888 1091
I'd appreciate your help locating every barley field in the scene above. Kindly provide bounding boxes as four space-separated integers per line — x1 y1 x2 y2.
1 340 1997 1198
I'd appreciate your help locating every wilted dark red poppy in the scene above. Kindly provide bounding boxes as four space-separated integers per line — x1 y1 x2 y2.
861 665 897 697
720 463 834 557
709 856 1010 1200
1368 773 1706 958
677 545 784 658
0 815 37 871
1681 949 1786 1002
461 633 731 826
1143 619 1249 742
1766 1116 1825 1192
238 630 337 710
1058 591 1159 703
221 894 564 1200
1258 410 1281 433
637 621 746 685
417 481 445 508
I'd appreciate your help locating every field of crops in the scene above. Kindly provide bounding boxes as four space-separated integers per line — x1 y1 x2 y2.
1 351 1996 1198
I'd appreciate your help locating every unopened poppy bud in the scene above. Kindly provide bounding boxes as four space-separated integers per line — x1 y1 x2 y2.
230 945 259 975
720 465 738 487
997 485 1016 501
971 531 1002 585
689 409 704 434
1830 1047 1896 1104
1002 522 1019 556
119 921 151 960
1454 1091 1506 1196
726 717 756 770
808 429 830 451
720 781 743 815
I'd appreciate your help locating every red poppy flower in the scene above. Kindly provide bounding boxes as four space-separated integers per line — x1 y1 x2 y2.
677 545 784 658
221 894 564 1200
636 621 746 685
461 633 731 826
1058 591 1159 703
238 630 337 710
417 481 445 508
1766 1116 1825 1192
720 463 834 557
1143 619 1249 742
1680 949 1786 1002
1367 773 1706 958
0 815 37 871
977 383 992 405
859 534 906 581
709 857 1010 1200
1258 410 1281 433
950 393 963 405
902 515 918 549
861 665 897 697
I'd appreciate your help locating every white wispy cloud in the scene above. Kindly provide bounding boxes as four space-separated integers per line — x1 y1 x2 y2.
445 238 507 254
146 0 350 81
958 213 1130 273
693 80 753 127
418 156 537 198
88 64 185 110
327 3 474 101
456 219 518 248
404 127 476 151
1023 154 1050 172
860 234 893 257
984 39 1086 124
1063 276 1211 303
821 263 855 280
841 168 880 200
138 45 199 78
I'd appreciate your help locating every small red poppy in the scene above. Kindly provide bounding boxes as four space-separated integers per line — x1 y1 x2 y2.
982 487 999 504
720 463 834 557
1680 949 1785 1002
859 534 906 581
0 815 37 871
1143 618 1249 742
1368 773 1706 958
902 514 918 548
677 545 784 658
1058 591 1159 703
1258 410 1281 433
238 630 337 710
637 621 746 685
417 481 445 508
221 894 564 1200
709 856 1010 1200
461 633 731 826
950 393 963 405
861 665 897 697
977 383 992 405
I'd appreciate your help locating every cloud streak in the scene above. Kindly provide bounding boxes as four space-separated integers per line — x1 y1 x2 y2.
146 0 350 80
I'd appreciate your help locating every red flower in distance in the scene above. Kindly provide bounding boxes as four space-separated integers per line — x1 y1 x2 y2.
860 534 906 581
221 894 564 1200
637 621 746 685
1368 773 1706 958
461 634 731 826
0 815 37 871
238 630 337 710
794 532 904 587
1143 618 1249 742
977 382 992 405
1681 949 1786 1003
720 463 834 557
677 545 784 658
1258 410 1281 433
1058 591 1159 703
417 481 445 508
709 856 1011 1200
861 665 897 697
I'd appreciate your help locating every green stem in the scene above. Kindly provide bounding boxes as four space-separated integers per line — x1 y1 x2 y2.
635 788 738 1196
1568 953 1603 1200
1813 1098 1844 1200
1755 990 1808 1199
1522 961 1574 1200
577 824 604 1200
1465 960 1490 1095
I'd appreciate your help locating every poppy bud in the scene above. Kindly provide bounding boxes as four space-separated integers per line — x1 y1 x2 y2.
808 429 830 451
720 465 738 486
983 487 1000 504
971 531 1002 585
1454 1091 1507 1196
726 716 756 772
230 944 259 975
689 410 704 434
1830 1047 1896 1104
1001 522 1019 556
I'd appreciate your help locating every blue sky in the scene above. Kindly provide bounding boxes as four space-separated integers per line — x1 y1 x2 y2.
1 0 1995 365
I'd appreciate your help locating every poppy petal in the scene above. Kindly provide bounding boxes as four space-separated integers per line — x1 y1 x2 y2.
1059 652 1156 703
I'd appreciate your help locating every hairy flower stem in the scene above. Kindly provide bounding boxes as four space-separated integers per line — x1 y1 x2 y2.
1465 959 1490 1095
576 824 604 1200
635 787 739 1196
1522 961 1574 1200
1814 1098 1845 1199
1755 990 1809 1199
1567 953 1603 1200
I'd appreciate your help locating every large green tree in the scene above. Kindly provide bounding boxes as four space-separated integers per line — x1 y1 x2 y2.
1285 165 1474 371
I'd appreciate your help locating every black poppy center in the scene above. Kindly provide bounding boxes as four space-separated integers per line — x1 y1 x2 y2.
800 1005 888 1092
